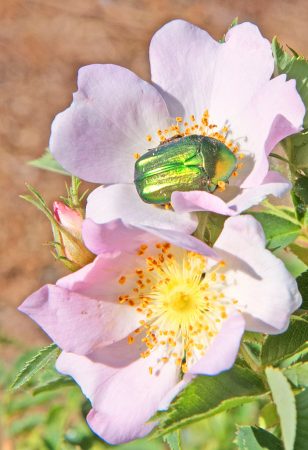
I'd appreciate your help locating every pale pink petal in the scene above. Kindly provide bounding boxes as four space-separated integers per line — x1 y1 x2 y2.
86 184 198 233
50 64 170 183
226 171 292 215
214 215 302 333
171 171 291 216
150 20 220 121
150 21 273 126
56 251 144 299
171 190 237 215
18 284 141 355
82 218 220 260
158 311 245 410
230 76 304 188
56 335 179 445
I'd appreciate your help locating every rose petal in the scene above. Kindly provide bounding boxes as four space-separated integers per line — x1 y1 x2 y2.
56 335 179 445
50 64 170 183
213 215 302 333
171 171 291 216
18 283 142 355
230 76 305 188
86 183 198 233
150 21 274 127
82 217 220 261
226 171 292 215
158 311 245 410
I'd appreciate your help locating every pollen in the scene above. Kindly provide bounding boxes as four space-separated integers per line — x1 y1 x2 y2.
218 180 226 191
134 153 140 159
146 135 152 142
118 244 236 373
176 117 183 122
232 171 238 177
239 153 244 159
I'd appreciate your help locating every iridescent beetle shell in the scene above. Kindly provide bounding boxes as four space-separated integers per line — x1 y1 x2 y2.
134 135 237 204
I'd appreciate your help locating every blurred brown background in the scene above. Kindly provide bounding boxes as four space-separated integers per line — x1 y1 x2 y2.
1 0 308 350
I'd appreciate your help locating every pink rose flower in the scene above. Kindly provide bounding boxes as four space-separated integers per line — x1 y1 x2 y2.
50 20 305 232
19 215 301 444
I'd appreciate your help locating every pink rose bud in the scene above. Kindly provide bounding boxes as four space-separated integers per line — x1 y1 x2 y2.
53 202 95 271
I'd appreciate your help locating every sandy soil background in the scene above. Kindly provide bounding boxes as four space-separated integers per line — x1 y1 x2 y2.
1 0 308 350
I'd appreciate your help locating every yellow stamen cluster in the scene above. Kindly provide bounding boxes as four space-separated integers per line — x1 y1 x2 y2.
118 242 240 375
143 110 244 182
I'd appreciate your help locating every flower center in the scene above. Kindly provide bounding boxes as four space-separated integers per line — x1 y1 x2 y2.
118 242 241 375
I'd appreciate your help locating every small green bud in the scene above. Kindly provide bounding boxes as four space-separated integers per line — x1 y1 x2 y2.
53 202 95 271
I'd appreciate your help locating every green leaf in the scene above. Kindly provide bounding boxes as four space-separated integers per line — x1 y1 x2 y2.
272 37 308 128
31 376 76 396
151 365 268 438
220 17 238 43
294 176 308 206
244 212 301 253
294 388 308 449
289 239 308 266
261 200 298 224
283 362 308 388
265 367 296 450
259 403 280 429
235 425 284 450
27 148 71 175
277 249 308 279
261 316 308 367
9 343 59 390
243 331 265 344
288 132 308 177
297 270 308 309
163 431 181 450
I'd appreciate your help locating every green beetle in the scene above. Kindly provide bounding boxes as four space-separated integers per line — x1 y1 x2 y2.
134 134 237 204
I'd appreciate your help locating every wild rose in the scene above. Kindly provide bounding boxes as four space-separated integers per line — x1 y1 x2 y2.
53 202 95 270
18 215 301 444
49 20 305 232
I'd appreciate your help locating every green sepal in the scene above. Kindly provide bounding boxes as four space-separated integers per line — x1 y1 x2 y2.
150 365 268 438
192 211 227 246
27 148 71 175
220 17 238 43
31 375 76 397
9 343 59 391
235 425 284 450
